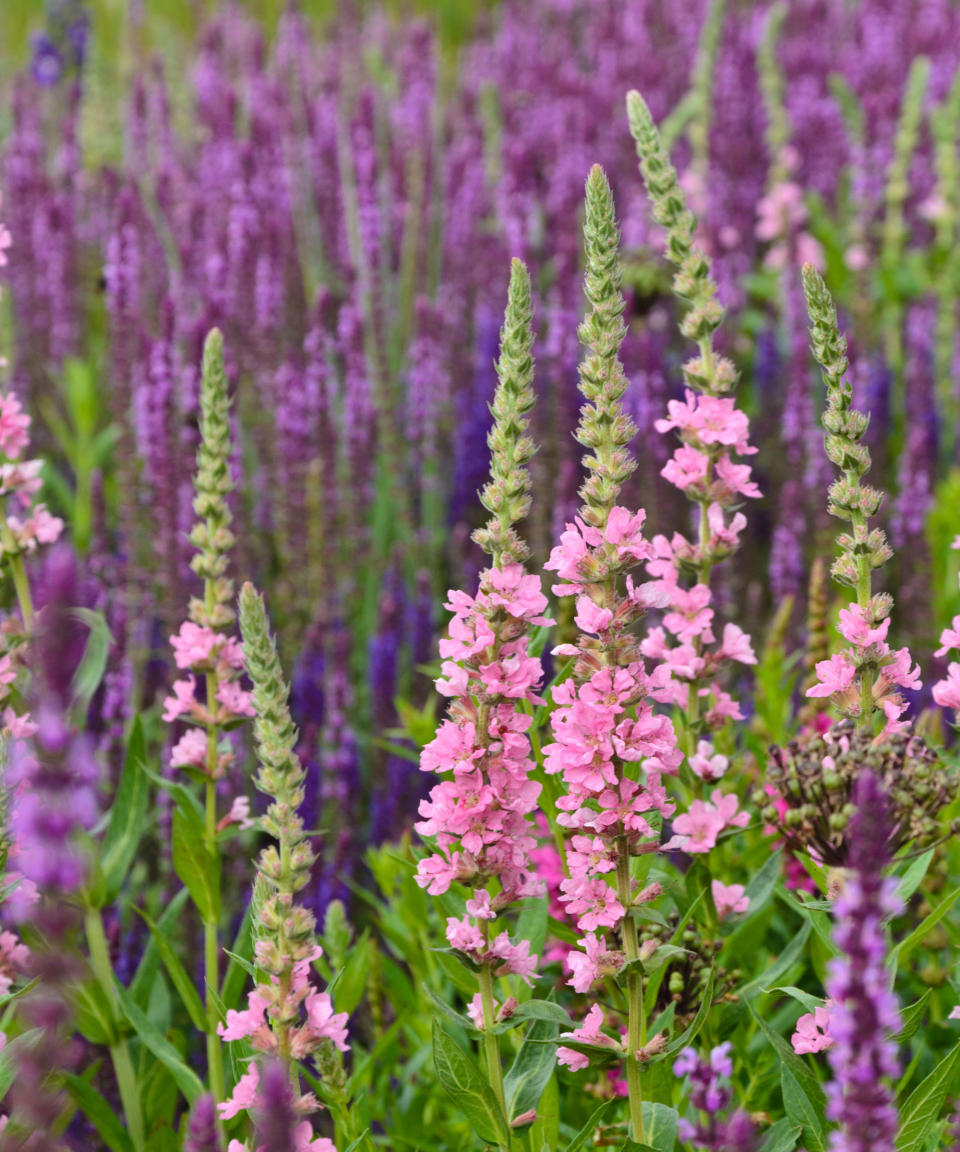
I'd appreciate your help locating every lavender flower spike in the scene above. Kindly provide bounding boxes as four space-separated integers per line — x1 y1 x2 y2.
825 770 901 1152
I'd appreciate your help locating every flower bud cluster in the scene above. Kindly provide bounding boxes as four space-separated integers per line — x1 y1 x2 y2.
762 719 956 865
163 331 252 776
627 92 758 747
217 585 348 1137
801 266 919 735
472 259 537 566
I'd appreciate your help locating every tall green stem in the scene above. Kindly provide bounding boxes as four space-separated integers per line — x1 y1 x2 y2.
616 844 644 1141
203 681 224 1109
478 960 510 1151
84 907 145 1152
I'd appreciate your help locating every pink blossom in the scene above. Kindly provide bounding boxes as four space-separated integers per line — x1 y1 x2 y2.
605 506 654 561
566 933 624 993
711 881 749 919
720 623 756 665
305 990 350 1051
170 728 209 771
170 622 221 669
670 791 748 854
574 596 613 634
663 584 713 643
689 740 729 783
837 606 890 648
558 875 624 932
714 456 761 499
880 647 921 692
935 616 960 658
162 677 198 723
557 1005 617 1071
933 664 960 712
489 934 537 984
218 992 269 1042
791 1005 834 1055
0 931 29 995
217 680 255 718
445 916 485 954
0 394 30 459
806 654 856 699
461 891 492 922
486 564 552 624
655 391 756 454
218 1063 260 1120
661 444 710 490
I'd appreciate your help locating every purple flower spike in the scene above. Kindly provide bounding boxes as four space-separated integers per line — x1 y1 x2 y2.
825 770 901 1152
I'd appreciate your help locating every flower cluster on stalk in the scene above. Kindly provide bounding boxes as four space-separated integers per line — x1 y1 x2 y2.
416 258 548 984
800 267 920 735
162 329 253 777
543 165 682 1008
218 583 345 1151
627 91 759 766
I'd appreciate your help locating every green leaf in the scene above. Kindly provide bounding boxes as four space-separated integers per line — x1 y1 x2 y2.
68 608 113 722
744 849 783 914
512 1000 572 1027
135 908 208 1033
781 1063 826 1152
62 1072 136 1152
515 896 549 960
895 850 934 903
748 1003 826 1110
72 979 119 1046
739 922 812 999
129 889 191 1008
758 1118 802 1152
0 1029 43 1103
764 986 824 1014
172 805 221 924
641 1102 679 1152
666 969 715 1055
505 1019 558 1122
116 984 205 1104
431 1020 509 1145
566 1099 614 1152
895 991 931 1045
329 931 370 1017
100 717 150 903
424 984 476 1032
896 1044 960 1152
621 945 691 980
891 888 960 971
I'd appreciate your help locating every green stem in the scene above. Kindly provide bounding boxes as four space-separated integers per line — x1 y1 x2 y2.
84 908 145 1152
478 960 510 1151
849 492 875 731
9 552 34 629
204 771 225 1111
616 844 644 1142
